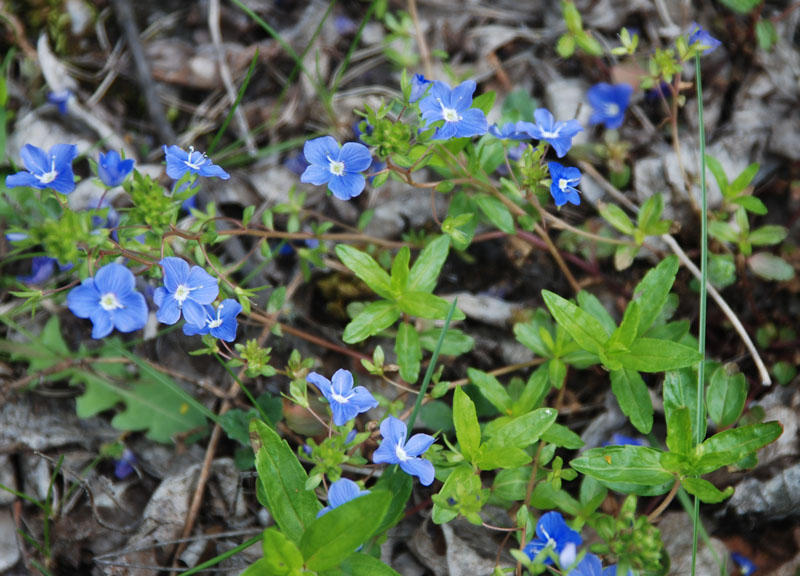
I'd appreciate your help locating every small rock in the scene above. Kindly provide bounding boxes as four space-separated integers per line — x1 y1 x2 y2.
544 79 591 148
657 512 729 575
0 508 21 573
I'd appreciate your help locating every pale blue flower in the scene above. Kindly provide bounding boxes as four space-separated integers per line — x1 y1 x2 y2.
517 108 583 158
419 80 488 140
47 90 72 114
548 162 582 207
67 263 148 339
587 83 633 130
300 136 372 200
523 511 583 566
163 145 230 180
306 369 378 426
6 143 78 194
373 416 435 485
98 150 135 188
688 23 721 54
182 299 242 342
153 257 219 326
488 122 530 140
409 73 432 103
317 478 370 517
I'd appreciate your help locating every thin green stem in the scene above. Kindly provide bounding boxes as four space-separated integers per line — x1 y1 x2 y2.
214 353 271 424
180 534 263 576
208 48 259 156
691 52 709 576
406 298 458 431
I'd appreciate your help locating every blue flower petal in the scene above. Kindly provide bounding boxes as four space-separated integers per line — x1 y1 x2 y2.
331 369 354 395
306 372 333 397
111 293 148 332
183 319 209 336
533 108 555 130
186 266 219 304
67 281 100 319
182 299 207 327
160 258 189 293
20 144 50 174
403 433 435 457
304 136 341 166
5 171 40 189
94 263 135 296
330 401 356 426
89 308 114 339
328 172 365 200
49 143 79 167
372 441 398 464
300 164 332 186
339 142 372 172
400 457 435 486
328 478 363 508
198 162 230 179
349 386 379 413
380 416 407 447
155 292 182 325
454 108 488 138
450 80 477 110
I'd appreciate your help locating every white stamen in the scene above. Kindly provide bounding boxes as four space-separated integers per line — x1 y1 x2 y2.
100 292 123 311
539 127 562 139
437 98 461 123
208 303 224 328
184 146 208 170
328 155 345 176
604 103 620 117
174 284 192 304
559 178 568 191
332 392 352 404
37 156 58 185
395 444 409 462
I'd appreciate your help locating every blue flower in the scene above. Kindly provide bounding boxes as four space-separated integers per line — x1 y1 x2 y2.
98 150 135 188
317 478 370 517
517 108 583 158
603 433 647 447
601 567 633 576
182 298 242 342
409 73 432 103
6 143 78 194
488 122 530 140
153 257 219 327
731 552 757 576
18 257 57 285
548 162 582 207
163 145 230 180
419 80 488 140
688 23 721 54
300 136 372 200
587 83 633 130
523 511 583 566
373 416 435 486
67 263 149 339
306 369 378 426
47 90 72 114
570 554 604 576
114 449 137 479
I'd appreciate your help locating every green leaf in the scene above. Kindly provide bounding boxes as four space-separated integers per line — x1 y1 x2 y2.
242 205 255 228
749 225 788 246
681 477 734 504
408 236 450 293
257 528 304 575
663 369 705 443
336 245 393 299
397 291 465 320
607 301 640 352
718 0 761 14
748 253 795 281
730 162 760 193
477 443 532 470
548 358 567 389
492 467 533 503
705 154 729 196
531 481 582 516
541 422 584 449
338 553 402 576
250 420 321 543
599 202 635 235
637 193 664 233
576 291 616 336
556 34 575 58
695 422 783 475
514 366 551 416
454 386 481 463
632 255 679 335
471 91 496 116
419 328 474 355
755 19 778 51
467 368 512 415
542 290 609 355
300 491 391 571
613 338 702 372
731 195 767 215
395 323 421 384
343 301 400 344
709 220 739 243
571 446 675 496
488 407 557 449
610 369 653 434
390 246 410 292
513 318 551 357
475 194 515 234
666 406 692 456
706 364 747 428
372 466 412 534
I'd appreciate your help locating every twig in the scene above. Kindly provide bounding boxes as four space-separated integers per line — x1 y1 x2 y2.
208 0 257 156
408 0 433 78
648 479 680 522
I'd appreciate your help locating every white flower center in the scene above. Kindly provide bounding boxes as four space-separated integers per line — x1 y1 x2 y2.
540 127 561 139
604 103 620 117
37 157 58 185
328 156 345 176
207 303 224 328
559 542 577 568
395 444 409 462
100 292 123 311
184 146 208 170
559 178 568 191
174 284 192 304
331 392 351 404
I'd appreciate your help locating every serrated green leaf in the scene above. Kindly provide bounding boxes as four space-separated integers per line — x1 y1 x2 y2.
514 366 551 416
300 491 390 571
475 194 515 234
548 358 566 389
730 162 759 193
706 365 747 428
542 290 609 355
250 420 321 543
454 385 481 463
477 443 531 470
610 369 653 434
408 236 450 293
343 301 400 344
467 368 512 414
681 477 734 504
336 245 393 299
395 322 421 384
755 19 778 51
613 338 702 372
709 220 739 243
492 467 531 502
